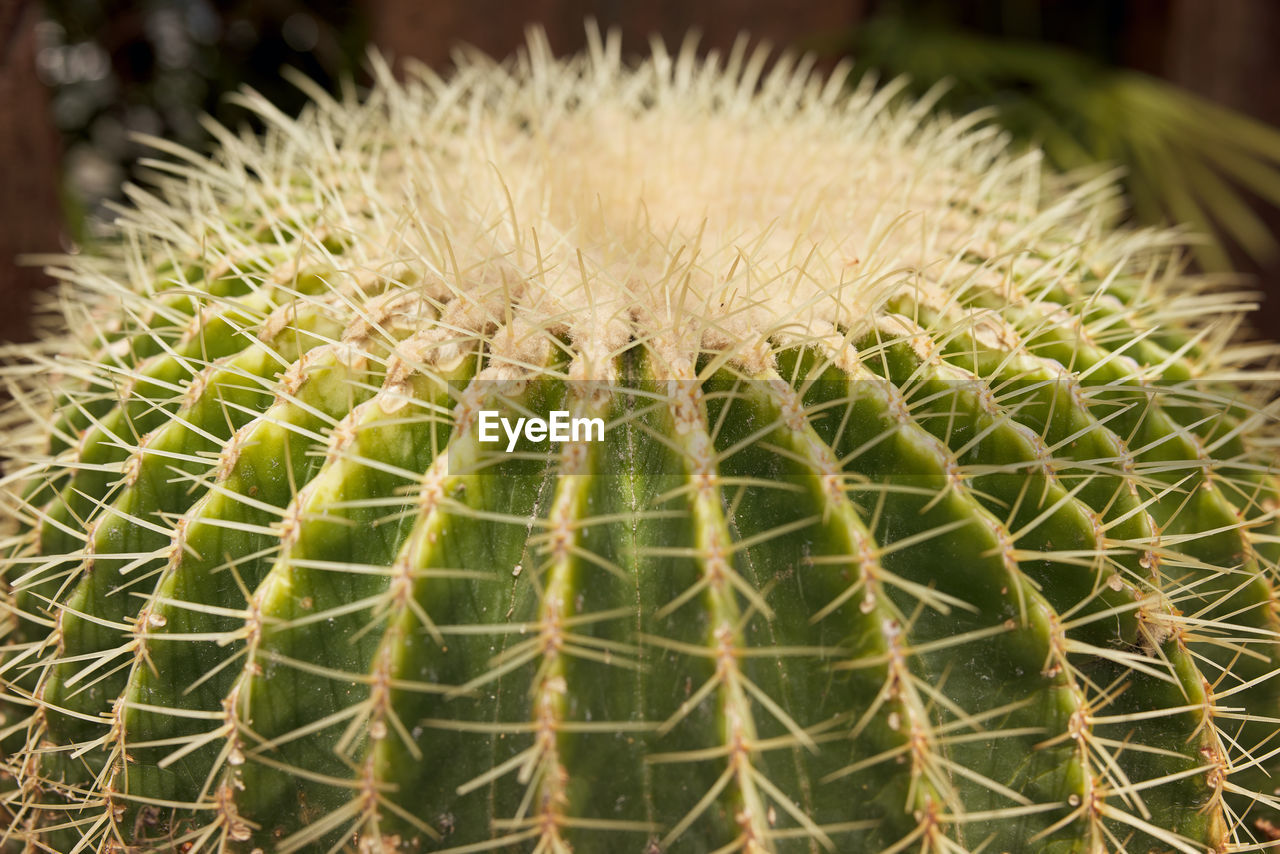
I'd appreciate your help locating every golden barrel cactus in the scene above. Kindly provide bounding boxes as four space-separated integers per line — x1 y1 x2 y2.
2 27 1280 854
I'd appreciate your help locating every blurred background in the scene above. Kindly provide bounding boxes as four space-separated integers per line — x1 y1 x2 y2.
4 0 1280 343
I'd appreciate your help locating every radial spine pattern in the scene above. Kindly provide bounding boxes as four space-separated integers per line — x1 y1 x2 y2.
3 26 1280 854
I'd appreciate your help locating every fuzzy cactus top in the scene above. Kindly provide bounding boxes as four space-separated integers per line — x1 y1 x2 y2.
2 27 1280 854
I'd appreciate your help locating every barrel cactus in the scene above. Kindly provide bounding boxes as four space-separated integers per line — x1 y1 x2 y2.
3 27 1280 854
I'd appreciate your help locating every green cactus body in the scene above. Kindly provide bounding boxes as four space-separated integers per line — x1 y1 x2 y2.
3 29 1280 854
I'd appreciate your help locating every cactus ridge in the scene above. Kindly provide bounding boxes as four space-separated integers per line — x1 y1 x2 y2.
3 25 1280 854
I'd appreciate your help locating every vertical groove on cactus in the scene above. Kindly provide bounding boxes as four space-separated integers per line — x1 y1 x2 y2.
4 24 1280 854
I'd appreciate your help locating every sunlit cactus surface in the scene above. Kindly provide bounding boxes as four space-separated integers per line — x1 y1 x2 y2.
3 27 1280 854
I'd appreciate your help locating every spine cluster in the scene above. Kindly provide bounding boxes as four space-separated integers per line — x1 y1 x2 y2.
1 25 1279 854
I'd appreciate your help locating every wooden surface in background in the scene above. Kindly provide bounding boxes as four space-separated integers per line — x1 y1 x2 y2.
364 0 865 73
0 0 63 343
1162 0 1280 339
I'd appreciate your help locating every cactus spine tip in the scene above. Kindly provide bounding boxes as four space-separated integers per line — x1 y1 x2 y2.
2 24 1280 854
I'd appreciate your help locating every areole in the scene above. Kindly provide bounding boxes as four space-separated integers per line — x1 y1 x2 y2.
1 24 1278 854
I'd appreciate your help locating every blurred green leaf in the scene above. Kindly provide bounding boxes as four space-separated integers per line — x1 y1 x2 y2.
843 15 1280 270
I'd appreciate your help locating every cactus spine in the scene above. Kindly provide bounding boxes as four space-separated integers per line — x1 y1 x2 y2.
3 27 1280 854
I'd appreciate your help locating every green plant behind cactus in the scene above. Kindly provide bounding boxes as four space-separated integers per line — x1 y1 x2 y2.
3 28 1280 854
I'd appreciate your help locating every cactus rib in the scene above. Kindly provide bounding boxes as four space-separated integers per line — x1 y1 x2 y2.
4 26 1280 854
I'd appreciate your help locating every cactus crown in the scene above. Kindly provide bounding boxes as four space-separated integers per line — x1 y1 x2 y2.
3 26 1280 854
